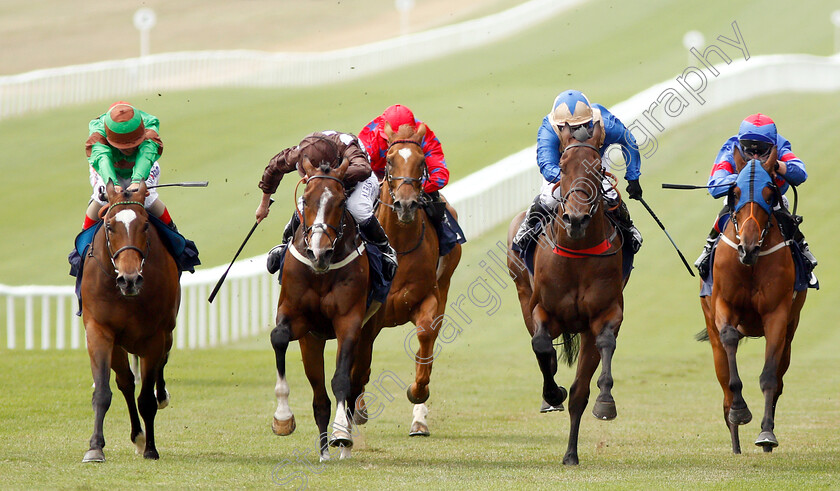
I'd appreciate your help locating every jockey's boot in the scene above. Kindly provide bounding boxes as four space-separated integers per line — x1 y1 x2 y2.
793 229 818 285
607 200 642 253
513 196 553 251
69 213 101 278
359 216 398 281
694 229 720 279
266 212 300 274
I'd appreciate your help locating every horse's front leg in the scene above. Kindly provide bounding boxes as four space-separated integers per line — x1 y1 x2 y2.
755 310 790 452
349 319 381 426
563 331 600 466
328 313 362 458
83 323 114 463
406 293 439 437
137 341 165 460
592 311 622 421
299 334 332 461
271 310 298 436
110 346 144 455
531 305 567 409
704 297 741 454
717 314 751 428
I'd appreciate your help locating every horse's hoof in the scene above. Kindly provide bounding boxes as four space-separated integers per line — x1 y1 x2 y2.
82 449 105 463
133 431 146 455
728 407 752 426
539 399 564 413
755 431 778 448
143 449 159 460
406 384 429 404
544 385 567 408
272 415 296 436
156 389 170 410
562 452 579 466
409 421 430 437
592 399 617 420
339 447 352 460
329 430 353 448
352 406 369 426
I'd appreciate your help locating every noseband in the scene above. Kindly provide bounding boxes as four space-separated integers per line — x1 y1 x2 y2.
103 200 149 274
385 139 429 203
300 174 348 251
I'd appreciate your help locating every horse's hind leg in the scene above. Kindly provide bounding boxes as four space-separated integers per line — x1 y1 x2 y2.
563 332 600 466
111 347 144 454
531 306 567 409
592 322 620 421
270 314 297 436
83 325 114 463
299 334 333 462
155 350 171 410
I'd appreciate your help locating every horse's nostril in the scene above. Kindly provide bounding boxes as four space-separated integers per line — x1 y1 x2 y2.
305 249 316 261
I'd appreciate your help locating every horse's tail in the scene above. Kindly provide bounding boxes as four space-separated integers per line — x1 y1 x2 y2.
695 329 710 342
556 333 580 367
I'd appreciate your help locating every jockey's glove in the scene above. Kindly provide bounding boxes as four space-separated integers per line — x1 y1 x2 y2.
626 179 643 200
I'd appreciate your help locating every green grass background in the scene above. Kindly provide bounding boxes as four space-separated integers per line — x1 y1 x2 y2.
1 0 839 488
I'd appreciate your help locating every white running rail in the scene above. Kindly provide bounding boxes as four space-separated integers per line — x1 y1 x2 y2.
3 53 840 349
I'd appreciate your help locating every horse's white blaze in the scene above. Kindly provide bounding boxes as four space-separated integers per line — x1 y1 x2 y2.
310 188 333 258
274 373 293 421
114 209 137 235
412 403 429 426
398 147 413 163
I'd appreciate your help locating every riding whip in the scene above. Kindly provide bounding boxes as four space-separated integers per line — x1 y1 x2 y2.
147 181 209 189
636 197 695 277
208 198 273 303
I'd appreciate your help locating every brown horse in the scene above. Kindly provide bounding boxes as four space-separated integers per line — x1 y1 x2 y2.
507 123 627 465
270 154 372 461
700 147 807 453
81 181 179 462
350 122 462 437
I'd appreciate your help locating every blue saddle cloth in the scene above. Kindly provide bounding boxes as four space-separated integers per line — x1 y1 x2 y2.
699 236 817 297
68 217 200 314
511 222 634 280
274 242 392 308
435 208 467 256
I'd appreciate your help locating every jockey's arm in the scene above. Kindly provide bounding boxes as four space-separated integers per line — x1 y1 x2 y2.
256 148 296 222
420 125 449 193
776 136 807 186
599 106 641 182
536 118 562 183
707 138 738 198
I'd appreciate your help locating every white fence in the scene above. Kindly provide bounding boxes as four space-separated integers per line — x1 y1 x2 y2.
0 0 585 122
4 52 840 349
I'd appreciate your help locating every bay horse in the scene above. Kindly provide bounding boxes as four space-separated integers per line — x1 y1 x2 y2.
81 181 179 462
700 147 807 453
506 123 627 465
270 154 372 461
350 122 462 437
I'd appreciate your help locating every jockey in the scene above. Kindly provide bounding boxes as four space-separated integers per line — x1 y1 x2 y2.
694 113 817 279
513 90 644 252
359 104 464 256
257 131 398 281
82 102 177 231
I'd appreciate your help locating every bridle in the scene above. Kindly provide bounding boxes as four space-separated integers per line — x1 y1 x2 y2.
553 142 603 219
384 139 430 204
102 200 150 275
297 174 348 251
726 162 781 253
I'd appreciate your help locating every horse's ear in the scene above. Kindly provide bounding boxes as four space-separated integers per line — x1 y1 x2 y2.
300 155 316 176
384 121 395 141
732 144 746 173
135 180 148 198
336 156 350 179
589 121 602 146
415 123 427 142
105 180 116 200
764 146 779 177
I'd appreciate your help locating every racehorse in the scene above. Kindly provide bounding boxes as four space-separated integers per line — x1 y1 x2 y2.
270 153 372 461
350 123 462 437
81 181 179 462
700 147 807 453
506 123 627 465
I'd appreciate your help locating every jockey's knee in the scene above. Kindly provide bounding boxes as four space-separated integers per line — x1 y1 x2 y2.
146 199 166 218
86 201 104 221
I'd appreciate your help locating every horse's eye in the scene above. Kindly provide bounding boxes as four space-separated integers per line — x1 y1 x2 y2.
105 223 113 231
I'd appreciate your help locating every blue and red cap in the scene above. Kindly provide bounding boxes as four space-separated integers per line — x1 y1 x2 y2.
738 113 776 144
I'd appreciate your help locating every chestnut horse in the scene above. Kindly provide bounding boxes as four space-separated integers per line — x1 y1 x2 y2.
81 181 179 462
507 123 627 465
270 155 372 461
700 147 807 453
351 123 462 437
